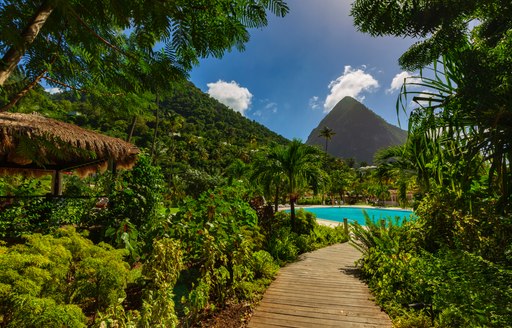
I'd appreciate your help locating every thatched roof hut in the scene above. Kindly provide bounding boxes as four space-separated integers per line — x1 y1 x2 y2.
0 112 139 194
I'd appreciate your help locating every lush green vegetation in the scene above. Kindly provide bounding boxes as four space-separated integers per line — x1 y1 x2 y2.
349 1 512 326
1 0 511 326
0 148 347 326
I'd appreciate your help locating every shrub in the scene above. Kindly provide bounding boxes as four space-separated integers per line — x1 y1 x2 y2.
415 190 512 264
0 196 97 238
0 226 130 327
170 182 263 323
351 212 512 327
251 250 279 281
138 238 183 328
266 226 299 265
266 210 348 264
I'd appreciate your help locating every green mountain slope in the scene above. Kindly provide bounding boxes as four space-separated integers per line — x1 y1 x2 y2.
13 81 288 195
306 96 407 163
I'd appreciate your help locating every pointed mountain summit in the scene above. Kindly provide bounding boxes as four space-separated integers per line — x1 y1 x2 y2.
306 96 407 163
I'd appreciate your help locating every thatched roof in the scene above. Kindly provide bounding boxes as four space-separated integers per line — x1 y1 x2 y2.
0 112 139 177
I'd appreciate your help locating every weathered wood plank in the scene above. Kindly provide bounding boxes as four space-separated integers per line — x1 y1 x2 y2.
248 243 392 328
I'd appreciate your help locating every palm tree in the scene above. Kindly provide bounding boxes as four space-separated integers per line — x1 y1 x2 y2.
253 139 322 230
318 126 336 152
251 142 286 213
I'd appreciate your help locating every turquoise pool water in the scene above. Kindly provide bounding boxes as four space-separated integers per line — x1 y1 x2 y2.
286 206 414 225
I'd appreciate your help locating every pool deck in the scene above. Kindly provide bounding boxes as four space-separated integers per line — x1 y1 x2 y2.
247 243 392 328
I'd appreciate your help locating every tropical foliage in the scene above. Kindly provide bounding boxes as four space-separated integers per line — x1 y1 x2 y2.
252 139 323 230
0 0 289 110
318 126 335 151
350 1 512 326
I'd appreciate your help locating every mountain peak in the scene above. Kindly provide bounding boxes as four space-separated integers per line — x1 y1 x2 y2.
306 97 407 163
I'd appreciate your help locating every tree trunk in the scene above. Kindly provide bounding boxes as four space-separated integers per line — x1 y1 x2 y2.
1 70 46 112
274 185 280 213
127 115 137 142
339 190 344 204
150 94 160 161
0 1 54 86
290 198 296 231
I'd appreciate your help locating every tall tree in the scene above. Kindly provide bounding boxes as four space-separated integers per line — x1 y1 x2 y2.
251 143 286 213
254 139 322 230
0 0 289 106
318 126 336 152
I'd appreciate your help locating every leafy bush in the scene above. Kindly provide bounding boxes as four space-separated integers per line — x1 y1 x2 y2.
100 154 168 261
251 250 279 281
266 226 299 264
0 196 98 238
0 226 130 327
169 182 264 322
266 210 348 265
107 155 164 229
138 238 183 328
415 189 512 264
351 213 512 327
423 250 512 327
93 238 184 328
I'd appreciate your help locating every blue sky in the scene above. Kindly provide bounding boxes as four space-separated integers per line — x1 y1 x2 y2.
189 0 417 141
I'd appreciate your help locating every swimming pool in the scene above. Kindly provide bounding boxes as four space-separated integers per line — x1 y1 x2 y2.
286 206 414 225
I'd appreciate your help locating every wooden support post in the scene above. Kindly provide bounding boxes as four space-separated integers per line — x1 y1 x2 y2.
107 159 117 194
52 170 62 196
343 218 349 237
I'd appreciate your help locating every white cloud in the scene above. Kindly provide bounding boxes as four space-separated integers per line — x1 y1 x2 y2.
264 101 278 113
387 71 419 94
323 66 379 112
309 96 321 110
251 99 278 119
45 87 62 94
206 80 253 116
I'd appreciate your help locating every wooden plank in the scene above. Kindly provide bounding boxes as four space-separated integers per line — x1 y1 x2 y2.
256 301 389 318
249 313 389 328
255 305 391 324
248 243 392 328
257 294 383 311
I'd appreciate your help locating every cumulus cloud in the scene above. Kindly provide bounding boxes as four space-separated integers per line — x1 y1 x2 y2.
206 80 253 116
323 66 379 112
309 96 321 110
387 71 419 94
45 87 63 94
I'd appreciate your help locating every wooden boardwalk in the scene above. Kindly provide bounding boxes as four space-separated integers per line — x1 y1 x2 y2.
248 243 392 328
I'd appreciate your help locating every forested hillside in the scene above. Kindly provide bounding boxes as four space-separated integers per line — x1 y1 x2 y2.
14 81 288 198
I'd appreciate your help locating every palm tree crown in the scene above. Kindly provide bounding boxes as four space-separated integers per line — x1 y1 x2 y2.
253 139 322 230
318 126 336 152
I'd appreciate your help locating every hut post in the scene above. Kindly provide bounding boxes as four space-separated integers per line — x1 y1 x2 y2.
52 170 63 196
106 159 118 195
111 160 118 176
